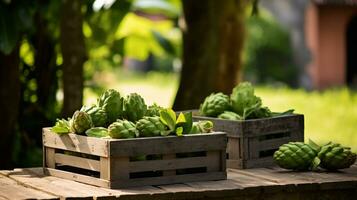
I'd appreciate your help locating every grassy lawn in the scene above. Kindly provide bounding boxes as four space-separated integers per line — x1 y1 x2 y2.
84 71 357 152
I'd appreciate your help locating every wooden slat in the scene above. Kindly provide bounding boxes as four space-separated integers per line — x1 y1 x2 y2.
45 147 56 168
0 174 58 200
100 157 110 180
44 168 110 188
128 156 208 173
109 132 227 156
162 154 176 176
206 151 220 172
110 156 130 182
245 157 275 168
227 137 240 160
43 128 109 157
257 137 296 151
110 172 227 188
55 153 100 172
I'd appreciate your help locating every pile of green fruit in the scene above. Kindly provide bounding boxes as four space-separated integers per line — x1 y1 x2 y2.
274 140 357 171
199 82 294 120
52 89 214 139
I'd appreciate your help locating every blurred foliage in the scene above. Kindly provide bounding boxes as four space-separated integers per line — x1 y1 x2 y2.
243 9 297 86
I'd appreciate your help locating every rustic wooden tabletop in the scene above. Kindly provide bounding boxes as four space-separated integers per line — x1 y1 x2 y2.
1 164 356 200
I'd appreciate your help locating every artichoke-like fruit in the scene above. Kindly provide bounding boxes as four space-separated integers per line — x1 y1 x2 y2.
273 142 318 170
85 127 109 138
136 116 166 137
199 92 230 117
80 105 108 127
218 111 242 120
145 103 164 117
108 120 139 139
123 93 147 122
318 143 357 170
97 89 124 123
70 111 94 134
230 82 262 116
190 120 214 134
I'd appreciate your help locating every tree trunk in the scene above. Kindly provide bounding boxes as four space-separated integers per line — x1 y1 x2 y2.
60 0 87 117
173 0 245 110
0 46 20 169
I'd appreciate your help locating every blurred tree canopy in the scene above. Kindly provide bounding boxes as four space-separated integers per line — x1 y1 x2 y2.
0 0 295 168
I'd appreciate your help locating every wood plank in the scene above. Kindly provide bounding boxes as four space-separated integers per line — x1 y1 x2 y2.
111 172 226 188
2 168 116 199
44 167 110 188
26 168 168 198
100 157 110 180
109 132 226 157
45 147 56 168
162 154 176 176
55 153 100 172
0 174 58 200
227 137 240 160
129 156 208 173
43 128 109 157
206 151 220 172
245 157 275 168
110 156 130 181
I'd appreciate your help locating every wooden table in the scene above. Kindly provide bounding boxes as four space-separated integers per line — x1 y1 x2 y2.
1 165 356 200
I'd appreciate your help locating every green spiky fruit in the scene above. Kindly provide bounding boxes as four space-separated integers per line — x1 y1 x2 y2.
146 103 164 117
218 111 242 120
199 93 230 117
97 89 124 123
70 111 93 134
108 120 139 139
230 82 262 117
123 93 147 122
80 105 108 127
85 127 109 138
318 143 357 170
136 116 166 137
273 142 318 170
190 120 214 134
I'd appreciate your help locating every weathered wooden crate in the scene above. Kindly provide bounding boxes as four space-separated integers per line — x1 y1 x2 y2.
193 114 304 169
42 128 227 188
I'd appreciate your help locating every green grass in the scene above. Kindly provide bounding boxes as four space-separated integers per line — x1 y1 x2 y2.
84 71 357 152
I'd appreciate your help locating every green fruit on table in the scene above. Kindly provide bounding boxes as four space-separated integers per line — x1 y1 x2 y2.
146 103 164 117
218 111 242 120
80 105 108 127
85 127 109 138
199 92 230 117
97 89 124 123
123 93 147 122
108 120 139 139
136 116 166 137
70 111 94 134
190 120 214 134
273 142 318 170
318 142 357 170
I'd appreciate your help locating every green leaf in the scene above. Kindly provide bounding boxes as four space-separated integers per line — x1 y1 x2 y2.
175 126 183 136
311 157 321 171
160 108 176 131
182 112 193 134
176 112 186 124
308 139 321 152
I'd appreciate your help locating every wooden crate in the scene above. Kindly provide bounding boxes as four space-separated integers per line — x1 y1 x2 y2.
193 114 304 169
42 128 227 188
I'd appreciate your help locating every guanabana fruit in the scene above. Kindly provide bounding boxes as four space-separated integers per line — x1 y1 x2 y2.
230 82 262 117
70 111 94 134
108 120 139 139
123 93 147 122
80 105 108 127
97 89 124 123
318 142 357 170
273 142 318 170
85 127 109 138
199 92 230 117
190 120 214 134
218 111 242 120
145 103 164 117
136 116 166 137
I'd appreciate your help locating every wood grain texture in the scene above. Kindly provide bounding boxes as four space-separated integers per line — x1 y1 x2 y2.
194 114 304 169
1 164 356 200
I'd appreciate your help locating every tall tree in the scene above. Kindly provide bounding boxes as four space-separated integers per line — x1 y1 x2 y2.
60 0 87 117
173 0 245 110
0 46 21 169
